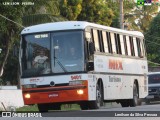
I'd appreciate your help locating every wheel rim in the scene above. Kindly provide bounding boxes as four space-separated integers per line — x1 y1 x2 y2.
96 87 102 107
133 85 138 105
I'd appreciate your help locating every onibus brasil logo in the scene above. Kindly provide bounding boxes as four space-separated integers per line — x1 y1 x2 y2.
137 0 160 6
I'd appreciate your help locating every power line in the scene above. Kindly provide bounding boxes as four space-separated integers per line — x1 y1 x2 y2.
0 14 25 28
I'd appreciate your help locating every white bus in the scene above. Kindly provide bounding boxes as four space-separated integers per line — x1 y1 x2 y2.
20 21 148 112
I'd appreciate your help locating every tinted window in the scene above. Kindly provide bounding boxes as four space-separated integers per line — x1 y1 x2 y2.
148 74 160 84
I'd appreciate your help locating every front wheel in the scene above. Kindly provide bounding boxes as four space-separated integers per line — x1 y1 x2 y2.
88 84 103 109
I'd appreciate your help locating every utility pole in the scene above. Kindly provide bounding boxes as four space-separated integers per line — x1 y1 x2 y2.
120 0 124 29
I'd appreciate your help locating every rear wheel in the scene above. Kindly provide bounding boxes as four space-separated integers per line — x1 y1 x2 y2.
130 83 139 107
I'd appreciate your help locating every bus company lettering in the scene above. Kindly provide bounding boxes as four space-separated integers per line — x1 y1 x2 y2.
109 59 123 70
71 75 81 80
30 78 43 83
30 78 39 83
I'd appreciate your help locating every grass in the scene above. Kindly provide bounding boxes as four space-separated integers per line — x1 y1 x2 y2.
16 104 81 111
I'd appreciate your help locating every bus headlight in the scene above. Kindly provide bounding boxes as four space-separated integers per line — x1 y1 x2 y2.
24 93 31 99
69 80 85 86
22 84 37 89
77 89 84 95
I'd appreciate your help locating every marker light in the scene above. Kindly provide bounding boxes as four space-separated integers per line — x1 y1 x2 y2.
77 89 84 95
25 93 31 99
69 80 85 86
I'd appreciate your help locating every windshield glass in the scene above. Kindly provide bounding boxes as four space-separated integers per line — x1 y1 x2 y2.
51 31 84 73
21 31 84 77
21 33 51 77
148 74 160 84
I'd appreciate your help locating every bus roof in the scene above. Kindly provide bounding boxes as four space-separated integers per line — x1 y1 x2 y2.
21 21 144 37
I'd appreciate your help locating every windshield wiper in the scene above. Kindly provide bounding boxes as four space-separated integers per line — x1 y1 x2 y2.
54 56 68 73
53 47 67 73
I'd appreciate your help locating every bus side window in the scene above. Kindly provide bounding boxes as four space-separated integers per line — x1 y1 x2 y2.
126 36 131 56
107 32 112 53
140 39 145 57
102 31 109 53
98 30 104 52
136 38 142 57
92 29 100 52
120 34 125 55
133 37 138 57
115 33 122 54
129 36 135 56
110 32 116 54
123 35 128 55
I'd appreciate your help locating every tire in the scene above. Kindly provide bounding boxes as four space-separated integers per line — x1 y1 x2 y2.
130 83 139 107
137 98 142 106
88 84 103 109
38 104 49 112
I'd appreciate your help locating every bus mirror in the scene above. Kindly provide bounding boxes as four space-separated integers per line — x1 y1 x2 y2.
89 42 95 55
87 62 94 71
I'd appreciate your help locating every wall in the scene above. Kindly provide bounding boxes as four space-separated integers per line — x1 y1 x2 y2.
0 86 24 111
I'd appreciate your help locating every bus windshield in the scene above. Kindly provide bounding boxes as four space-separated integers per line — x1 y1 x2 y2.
21 31 84 77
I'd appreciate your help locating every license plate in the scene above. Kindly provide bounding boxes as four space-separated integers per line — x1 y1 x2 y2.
48 93 59 98
146 95 154 99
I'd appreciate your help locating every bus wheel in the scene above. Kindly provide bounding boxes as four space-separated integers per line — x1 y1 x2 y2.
89 84 103 109
38 104 49 112
130 83 138 107
120 100 130 107
137 98 142 106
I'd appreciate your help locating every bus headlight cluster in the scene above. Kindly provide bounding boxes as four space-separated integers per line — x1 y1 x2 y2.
24 93 31 99
77 89 84 95
22 84 37 89
69 80 85 86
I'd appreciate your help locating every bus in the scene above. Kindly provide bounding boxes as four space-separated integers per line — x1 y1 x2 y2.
20 21 148 112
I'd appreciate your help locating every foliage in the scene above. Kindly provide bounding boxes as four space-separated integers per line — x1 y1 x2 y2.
0 0 66 85
0 0 25 84
108 0 159 32
108 0 135 28
145 13 160 66
59 0 83 20
77 0 114 26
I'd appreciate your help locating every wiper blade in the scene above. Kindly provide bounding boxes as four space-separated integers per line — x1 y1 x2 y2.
54 56 68 73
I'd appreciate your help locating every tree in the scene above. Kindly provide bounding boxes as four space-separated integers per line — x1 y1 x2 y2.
77 0 114 26
108 0 135 28
128 5 159 32
0 0 64 85
145 13 160 66
0 0 24 84
59 0 83 20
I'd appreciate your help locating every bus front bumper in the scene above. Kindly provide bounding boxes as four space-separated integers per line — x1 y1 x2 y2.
22 85 88 105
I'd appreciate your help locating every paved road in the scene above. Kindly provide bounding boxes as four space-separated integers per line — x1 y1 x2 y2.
1 102 160 120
